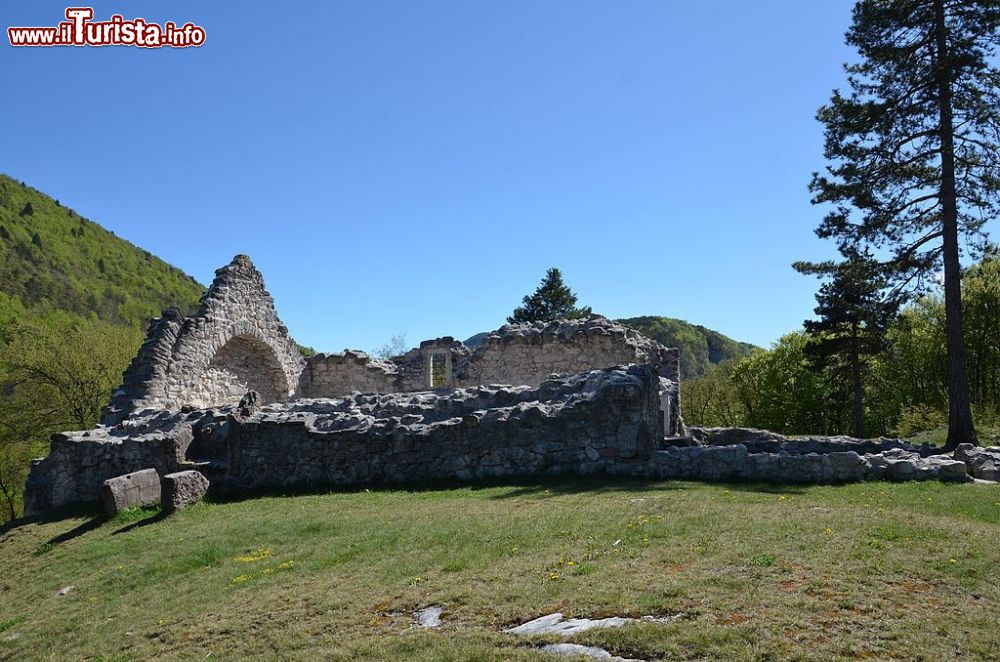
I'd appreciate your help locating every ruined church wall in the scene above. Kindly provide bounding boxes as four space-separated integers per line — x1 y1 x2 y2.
455 319 682 435
101 257 682 435
102 255 306 424
296 318 683 435
299 351 398 397
456 326 680 388
25 365 664 512
226 365 663 491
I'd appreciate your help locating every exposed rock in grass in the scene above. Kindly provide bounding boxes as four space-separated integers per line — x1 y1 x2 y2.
540 642 641 661
414 605 443 628
505 612 679 636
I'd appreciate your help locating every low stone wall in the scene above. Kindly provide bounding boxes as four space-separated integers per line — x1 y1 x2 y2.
25 365 664 512
27 365 994 516
689 427 933 456
954 443 1000 481
651 445 970 484
24 422 194 515
228 364 663 491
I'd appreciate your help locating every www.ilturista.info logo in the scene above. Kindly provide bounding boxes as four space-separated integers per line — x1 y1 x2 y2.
8 7 206 48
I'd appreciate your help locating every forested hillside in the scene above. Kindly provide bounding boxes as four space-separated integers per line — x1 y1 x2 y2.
0 174 204 326
618 316 756 378
0 175 206 522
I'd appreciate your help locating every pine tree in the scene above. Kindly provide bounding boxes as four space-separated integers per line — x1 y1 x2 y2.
810 0 1000 449
507 268 592 324
795 251 899 438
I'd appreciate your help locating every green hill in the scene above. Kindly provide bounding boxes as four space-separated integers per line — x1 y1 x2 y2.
618 316 756 378
0 174 204 328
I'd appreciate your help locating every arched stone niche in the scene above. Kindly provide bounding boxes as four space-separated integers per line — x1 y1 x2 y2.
198 335 291 406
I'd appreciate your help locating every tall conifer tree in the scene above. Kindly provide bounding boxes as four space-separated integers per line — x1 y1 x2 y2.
810 0 1000 449
508 268 592 324
795 252 899 438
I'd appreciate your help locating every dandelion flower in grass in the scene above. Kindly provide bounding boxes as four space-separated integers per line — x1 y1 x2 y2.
950 558 957 564
235 547 272 563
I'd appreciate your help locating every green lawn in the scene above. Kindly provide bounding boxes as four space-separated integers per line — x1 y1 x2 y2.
1 479 998 661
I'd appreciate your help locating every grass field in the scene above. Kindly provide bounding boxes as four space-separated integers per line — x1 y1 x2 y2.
1 479 998 661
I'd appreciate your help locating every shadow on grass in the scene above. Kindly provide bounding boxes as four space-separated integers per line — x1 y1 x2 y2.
484 477 687 499
0 503 103 542
723 483 810 495
4 476 817 538
45 516 104 546
202 473 689 506
112 511 167 535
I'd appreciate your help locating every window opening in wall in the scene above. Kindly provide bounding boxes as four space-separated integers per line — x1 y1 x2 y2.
429 352 448 388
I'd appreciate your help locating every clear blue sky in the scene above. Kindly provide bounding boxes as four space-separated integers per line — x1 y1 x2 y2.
3 1 855 352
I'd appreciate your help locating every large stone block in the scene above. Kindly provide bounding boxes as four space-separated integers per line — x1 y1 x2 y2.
100 468 160 517
161 470 210 514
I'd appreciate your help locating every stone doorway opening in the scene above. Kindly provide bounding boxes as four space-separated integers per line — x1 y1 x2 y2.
429 352 449 388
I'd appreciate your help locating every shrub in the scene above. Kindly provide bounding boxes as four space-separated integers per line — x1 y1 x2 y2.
895 404 947 437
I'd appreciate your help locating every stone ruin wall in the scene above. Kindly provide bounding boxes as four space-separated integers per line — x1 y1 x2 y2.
227 365 663 492
102 255 683 435
25 365 991 516
102 255 305 424
26 365 663 514
24 420 196 515
298 350 399 397
298 320 683 435
25 253 997 517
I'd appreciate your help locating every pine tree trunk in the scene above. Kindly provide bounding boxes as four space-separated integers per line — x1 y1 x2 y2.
935 0 978 451
851 324 865 439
